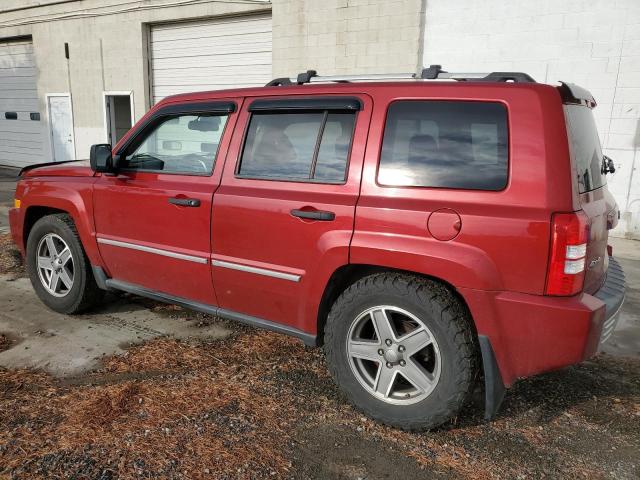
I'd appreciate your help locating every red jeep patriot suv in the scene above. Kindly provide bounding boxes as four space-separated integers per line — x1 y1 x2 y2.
9 66 626 430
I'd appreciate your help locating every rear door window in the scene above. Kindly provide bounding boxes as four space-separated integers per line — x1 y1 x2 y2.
564 105 606 193
238 111 356 183
378 101 509 190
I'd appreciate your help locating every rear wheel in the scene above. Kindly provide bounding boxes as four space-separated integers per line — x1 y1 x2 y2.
324 273 478 431
26 214 104 314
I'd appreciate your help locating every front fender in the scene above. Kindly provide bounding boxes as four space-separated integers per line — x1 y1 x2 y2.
19 178 102 266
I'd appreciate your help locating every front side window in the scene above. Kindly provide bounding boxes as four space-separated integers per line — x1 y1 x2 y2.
122 113 228 175
238 111 356 183
378 101 509 190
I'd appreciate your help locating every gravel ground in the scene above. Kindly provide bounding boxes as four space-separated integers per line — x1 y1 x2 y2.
0 234 639 479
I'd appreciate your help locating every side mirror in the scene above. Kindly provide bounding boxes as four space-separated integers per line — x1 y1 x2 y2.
90 144 114 173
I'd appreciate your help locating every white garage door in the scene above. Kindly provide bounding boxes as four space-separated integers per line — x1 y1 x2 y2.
150 14 272 104
0 38 46 168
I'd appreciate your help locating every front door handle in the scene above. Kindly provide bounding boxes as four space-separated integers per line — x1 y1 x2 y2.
291 209 335 221
169 197 201 207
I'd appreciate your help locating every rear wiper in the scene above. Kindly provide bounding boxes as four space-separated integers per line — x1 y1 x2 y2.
601 155 616 175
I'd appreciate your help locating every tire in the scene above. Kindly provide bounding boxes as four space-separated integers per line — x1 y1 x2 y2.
26 213 104 314
324 273 478 431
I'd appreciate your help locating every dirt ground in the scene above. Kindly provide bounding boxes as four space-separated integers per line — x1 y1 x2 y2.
0 233 639 479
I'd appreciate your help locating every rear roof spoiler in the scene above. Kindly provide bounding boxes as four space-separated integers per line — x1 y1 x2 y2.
558 82 597 108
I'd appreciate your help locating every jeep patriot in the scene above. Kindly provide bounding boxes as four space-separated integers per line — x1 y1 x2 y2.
9 66 626 430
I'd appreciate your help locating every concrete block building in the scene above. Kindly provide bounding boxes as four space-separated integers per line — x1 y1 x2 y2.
0 0 638 238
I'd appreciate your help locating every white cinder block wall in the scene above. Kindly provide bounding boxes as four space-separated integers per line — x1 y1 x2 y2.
423 0 640 239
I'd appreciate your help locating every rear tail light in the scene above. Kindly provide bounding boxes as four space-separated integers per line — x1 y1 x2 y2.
545 211 590 296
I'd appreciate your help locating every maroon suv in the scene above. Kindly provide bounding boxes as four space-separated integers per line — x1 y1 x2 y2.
9 66 625 430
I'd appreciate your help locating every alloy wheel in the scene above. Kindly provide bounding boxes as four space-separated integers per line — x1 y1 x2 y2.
36 233 75 298
346 305 441 405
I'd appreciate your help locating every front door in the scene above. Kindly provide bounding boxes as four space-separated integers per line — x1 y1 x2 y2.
211 95 372 336
48 94 75 162
93 100 238 304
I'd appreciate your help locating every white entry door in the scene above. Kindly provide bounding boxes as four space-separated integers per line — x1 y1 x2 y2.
47 94 75 162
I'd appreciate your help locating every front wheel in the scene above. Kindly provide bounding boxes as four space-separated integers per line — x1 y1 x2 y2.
26 213 104 314
324 273 478 431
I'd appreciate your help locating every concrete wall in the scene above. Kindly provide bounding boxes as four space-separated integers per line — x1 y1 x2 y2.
422 0 640 239
271 0 424 77
0 0 271 161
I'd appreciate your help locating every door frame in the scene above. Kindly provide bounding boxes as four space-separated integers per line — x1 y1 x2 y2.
102 90 135 146
45 92 76 162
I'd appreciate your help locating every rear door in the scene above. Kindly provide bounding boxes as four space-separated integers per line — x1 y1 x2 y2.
93 100 238 304
211 94 372 336
564 104 617 293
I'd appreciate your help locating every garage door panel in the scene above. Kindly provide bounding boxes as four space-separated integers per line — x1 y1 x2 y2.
0 88 38 98
0 39 46 168
0 98 39 112
153 72 272 88
0 118 43 132
152 43 272 60
152 52 271 70
0 67 37 78
151 31 272 53
0 137 44 150
0 53 36 68
153 83 260 97
151 17 271 42
150 14 272 103
0 78 38 88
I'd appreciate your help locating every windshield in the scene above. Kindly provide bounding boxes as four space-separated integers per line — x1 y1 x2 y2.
564 105 606 193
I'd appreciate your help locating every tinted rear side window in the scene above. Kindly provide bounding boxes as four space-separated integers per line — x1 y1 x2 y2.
378 101 509 190
564 105 606 193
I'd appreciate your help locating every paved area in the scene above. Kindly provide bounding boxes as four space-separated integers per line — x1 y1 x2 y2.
0 278 231 376
603 237 640 357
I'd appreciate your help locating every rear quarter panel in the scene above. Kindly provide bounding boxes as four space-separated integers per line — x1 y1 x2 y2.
350 83 579 385
352 83 573 294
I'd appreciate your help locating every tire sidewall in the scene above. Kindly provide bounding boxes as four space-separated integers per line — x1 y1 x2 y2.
26 216 88 313
326 278 469 425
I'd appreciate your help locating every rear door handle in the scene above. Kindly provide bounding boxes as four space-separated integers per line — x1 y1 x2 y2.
169 197 201 207
290 209 335 221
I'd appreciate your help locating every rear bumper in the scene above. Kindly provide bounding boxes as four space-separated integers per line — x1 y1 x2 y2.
460 256 626 386
594 257 625 345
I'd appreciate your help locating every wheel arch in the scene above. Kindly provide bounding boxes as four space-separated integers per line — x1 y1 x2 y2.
19 180 102 266
23 206 68 250
316 264 479 347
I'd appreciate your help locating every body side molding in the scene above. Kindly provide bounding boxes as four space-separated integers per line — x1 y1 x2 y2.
97 237 208 264
212 259 301 282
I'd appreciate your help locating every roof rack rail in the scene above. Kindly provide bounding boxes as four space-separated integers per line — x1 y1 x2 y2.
265 65 536 86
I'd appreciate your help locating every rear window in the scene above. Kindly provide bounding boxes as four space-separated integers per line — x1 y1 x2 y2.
378 101 508 190
564 105 606 193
